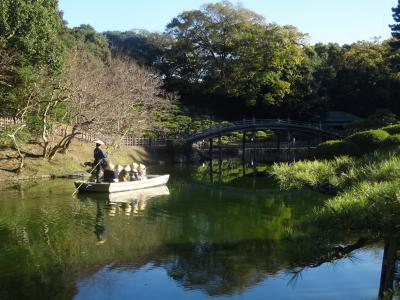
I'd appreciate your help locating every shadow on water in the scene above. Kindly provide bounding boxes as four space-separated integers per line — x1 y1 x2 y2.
0 166 399 299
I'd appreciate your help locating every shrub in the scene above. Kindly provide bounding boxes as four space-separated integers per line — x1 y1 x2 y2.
346 109 397 132
346 129 389 153
271 156 356 194
382 134 400 148
255 130 274 140
315 140 359 159
381 124 400 135
312 180 400 231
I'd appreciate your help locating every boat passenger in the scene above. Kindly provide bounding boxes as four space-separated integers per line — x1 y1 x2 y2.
114 165 123 182
129 162 139 181
118 165 131 182
137 163 147 180
103 160 116 183
93 140 107 183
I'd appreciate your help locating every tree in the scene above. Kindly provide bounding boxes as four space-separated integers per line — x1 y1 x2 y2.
105 30 170 67
390 1 400 42
0 0 64 73
44 50 172 160
162 1 308 117
0 0 65 118
330 41 394 116
66 25 111 63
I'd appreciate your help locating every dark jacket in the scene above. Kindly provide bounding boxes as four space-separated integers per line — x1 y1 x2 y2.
94 147 107 165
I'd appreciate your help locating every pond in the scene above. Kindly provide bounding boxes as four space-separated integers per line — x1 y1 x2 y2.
0 164 392 299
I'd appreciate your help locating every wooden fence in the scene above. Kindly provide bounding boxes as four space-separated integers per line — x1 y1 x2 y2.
0 117 168 147
0 117 23 129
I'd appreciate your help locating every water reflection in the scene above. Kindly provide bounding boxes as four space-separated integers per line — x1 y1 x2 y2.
78 185 170 217
195 158 271 186
0 174 397 299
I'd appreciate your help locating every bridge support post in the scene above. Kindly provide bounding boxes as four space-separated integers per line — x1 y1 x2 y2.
209 138 213 161
242 132 246 162
252 130 256 175
287 131 291 162
209 159 213 183
242 132 246 177
218 135 222 182
276 131 281 162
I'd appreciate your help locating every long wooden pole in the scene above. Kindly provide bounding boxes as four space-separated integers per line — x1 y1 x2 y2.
72 130 130 196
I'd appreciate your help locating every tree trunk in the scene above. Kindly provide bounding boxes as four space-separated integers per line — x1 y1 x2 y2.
47 131 80 161
41 102 52 158
8 124 26 173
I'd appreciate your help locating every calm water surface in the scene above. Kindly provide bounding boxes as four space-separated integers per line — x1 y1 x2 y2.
0 165 385 299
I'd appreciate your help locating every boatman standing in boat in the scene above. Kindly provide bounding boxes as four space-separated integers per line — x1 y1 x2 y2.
93 140 107 183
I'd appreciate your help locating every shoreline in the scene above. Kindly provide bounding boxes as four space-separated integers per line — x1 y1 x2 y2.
0 139 170 184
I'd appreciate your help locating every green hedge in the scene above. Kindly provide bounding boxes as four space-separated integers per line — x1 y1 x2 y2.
382 134 400 148
381 124 400 135
346 129 389 154
315 140 359 159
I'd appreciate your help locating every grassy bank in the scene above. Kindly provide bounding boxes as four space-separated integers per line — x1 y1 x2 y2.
0 139 169 182
271 147 400 232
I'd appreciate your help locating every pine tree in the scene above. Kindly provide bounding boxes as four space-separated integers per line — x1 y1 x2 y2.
389 0 400 48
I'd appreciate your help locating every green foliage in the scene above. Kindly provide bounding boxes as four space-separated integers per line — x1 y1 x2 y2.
382 123 400 135
390 0 400 53
0 0 64 74
163 2 307 113
312 180 400 231
315 140 359 159
100 2 400 119
272 149 400 197
0 0 65 124
382 134 400 148
105 30 169 66
271 156 356 194
255 131 274 140
348 110 398 132
65 25 111 62
346 129 389 153
0 125 29 146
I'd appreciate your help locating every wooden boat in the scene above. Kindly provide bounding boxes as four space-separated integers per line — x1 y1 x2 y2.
74 174 170 193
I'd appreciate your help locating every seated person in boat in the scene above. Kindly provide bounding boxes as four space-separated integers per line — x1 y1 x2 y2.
137 163 147 180
103 160 116 183
114 165 123 181
93 140 107 183
118 165 131 182
129 162 139 181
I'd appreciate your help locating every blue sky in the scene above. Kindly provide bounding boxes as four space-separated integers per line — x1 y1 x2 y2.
59 0 398 44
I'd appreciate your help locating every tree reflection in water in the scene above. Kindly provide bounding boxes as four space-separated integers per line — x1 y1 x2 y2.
0 175 398 299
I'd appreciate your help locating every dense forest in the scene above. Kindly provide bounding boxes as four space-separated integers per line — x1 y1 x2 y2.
105 1 400 120
2 0 400 146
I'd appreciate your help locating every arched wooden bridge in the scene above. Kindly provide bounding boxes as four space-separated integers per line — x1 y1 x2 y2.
183 119 344 143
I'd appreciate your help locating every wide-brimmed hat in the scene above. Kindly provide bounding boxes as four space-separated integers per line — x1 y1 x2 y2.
94 139 105 145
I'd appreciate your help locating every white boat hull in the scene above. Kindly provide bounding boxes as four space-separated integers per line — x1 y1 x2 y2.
74 174 170 193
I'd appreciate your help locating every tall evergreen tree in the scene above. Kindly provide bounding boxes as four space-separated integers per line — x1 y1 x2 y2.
390 0 400 40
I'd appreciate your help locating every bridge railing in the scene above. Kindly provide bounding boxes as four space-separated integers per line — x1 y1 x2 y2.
183 118 343 142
